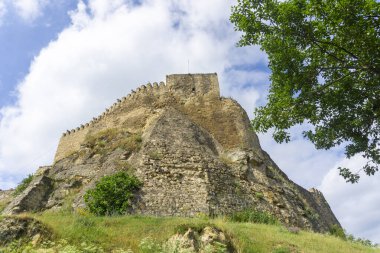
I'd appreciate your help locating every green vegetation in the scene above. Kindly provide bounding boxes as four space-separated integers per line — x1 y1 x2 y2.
0 213 373 252
330 224 377 247
84 172 142 216
12 174 34 196
228 209 278 225
174 222 215 234
84 128 142 157
330 224 347 240
0 201 7 213
230 0 380 182
0 194 12 212
303 207 320 221
255 192 264 200
113 160 134 172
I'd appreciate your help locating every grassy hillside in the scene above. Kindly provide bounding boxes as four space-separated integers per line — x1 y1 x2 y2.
1 211 376 253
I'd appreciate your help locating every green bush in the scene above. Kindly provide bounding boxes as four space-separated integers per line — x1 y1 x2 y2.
228 209 278 225
138 237 162 253
84 171 142 216
329 224 346 240
329 224 378 247
13 174 34 196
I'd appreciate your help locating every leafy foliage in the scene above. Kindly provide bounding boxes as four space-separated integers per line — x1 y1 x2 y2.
138 237 163 253
329 224 347 240
228 209 278 225
13 174 33 196
330 224 378 247
84 171 142 216
231 0 380 182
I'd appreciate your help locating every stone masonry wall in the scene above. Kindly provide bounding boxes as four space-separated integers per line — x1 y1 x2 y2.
54 73 260 162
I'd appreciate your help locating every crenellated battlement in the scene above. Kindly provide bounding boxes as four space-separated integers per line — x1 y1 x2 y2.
60 73 219 138
166 73 219 97
61 79 169 138
55 73 221 161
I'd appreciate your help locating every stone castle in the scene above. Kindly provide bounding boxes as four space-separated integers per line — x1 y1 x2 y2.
55 73 257 162
3 73 341 233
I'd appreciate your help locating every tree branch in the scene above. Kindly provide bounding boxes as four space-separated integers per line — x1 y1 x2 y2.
312 40 348 64
314 39 360 60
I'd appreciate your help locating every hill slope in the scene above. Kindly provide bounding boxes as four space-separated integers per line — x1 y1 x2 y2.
0 213 379 253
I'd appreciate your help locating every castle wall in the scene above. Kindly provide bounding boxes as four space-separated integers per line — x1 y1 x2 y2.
54 81 169 162
130 108 269 218
55 128 90 161
181 97 261 150
54 73 260 162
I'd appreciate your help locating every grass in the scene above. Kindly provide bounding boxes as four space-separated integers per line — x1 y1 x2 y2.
20 212 380 253
0 199 10 212
227 209 278 225
83 128 142 157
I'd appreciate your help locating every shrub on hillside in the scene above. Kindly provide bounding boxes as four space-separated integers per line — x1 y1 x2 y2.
330 224 377 247
84 171 142 216
329 224 346 240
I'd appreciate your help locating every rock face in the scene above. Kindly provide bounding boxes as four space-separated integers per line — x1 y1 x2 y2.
3 167 53 215
0 217 51 246
166 226 234 253
3 73 341 232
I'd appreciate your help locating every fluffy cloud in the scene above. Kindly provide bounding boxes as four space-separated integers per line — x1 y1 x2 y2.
320 156 380 243
0 1 6 20
0 0 50 23
258 127 344 188
12 0 48 21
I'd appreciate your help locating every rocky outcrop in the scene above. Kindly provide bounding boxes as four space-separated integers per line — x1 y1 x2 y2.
3 167 53 215
2 73 341 233
166 226 234 253
0 217 51 246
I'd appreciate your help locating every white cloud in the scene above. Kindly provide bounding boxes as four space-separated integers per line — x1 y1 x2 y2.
87 0 125 19
258 126 344 188
320 156 380 243
69 1 90 30
0 0 6 21
12 0 48 21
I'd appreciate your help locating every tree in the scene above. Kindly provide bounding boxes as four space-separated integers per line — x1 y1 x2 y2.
230 0 380 182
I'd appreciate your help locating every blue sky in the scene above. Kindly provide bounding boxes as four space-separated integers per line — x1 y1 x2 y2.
0 0 379 244
0 0 76 107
